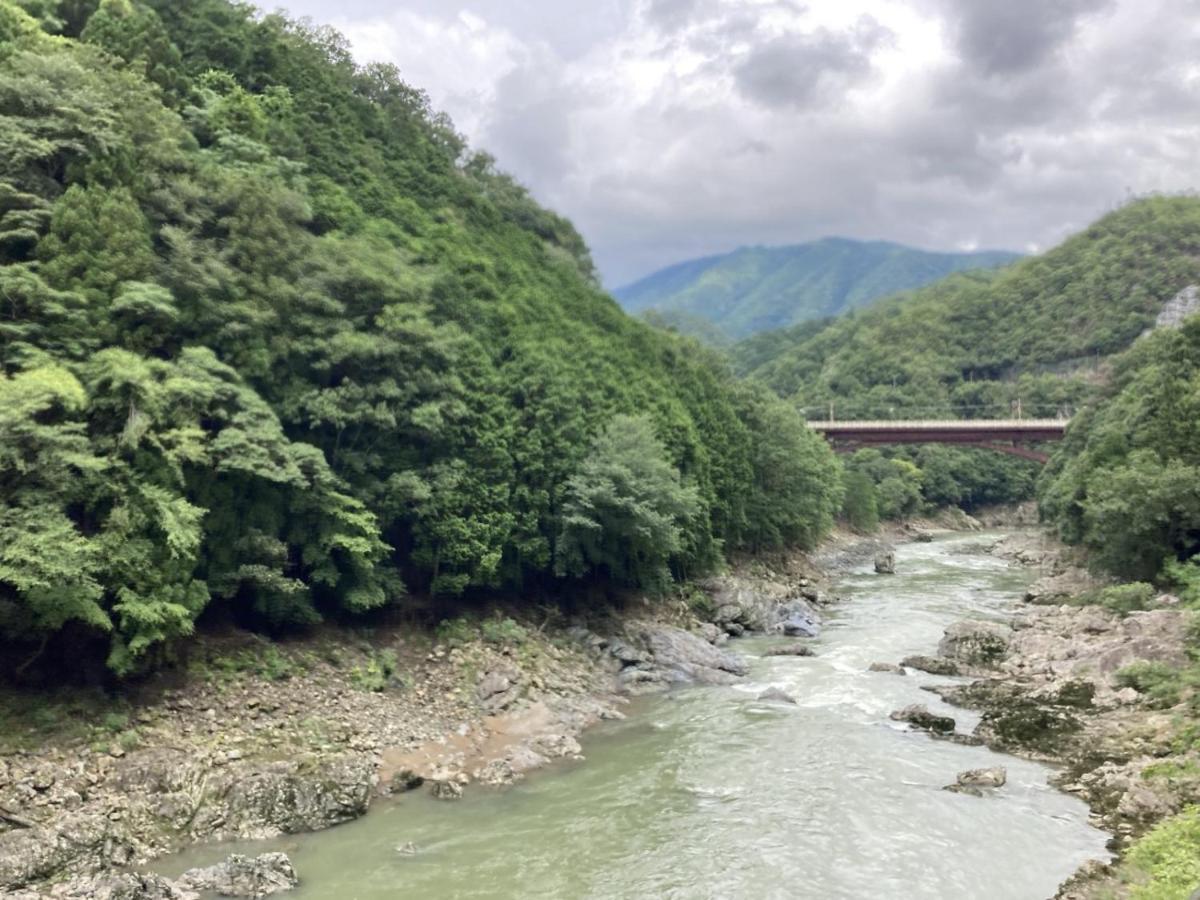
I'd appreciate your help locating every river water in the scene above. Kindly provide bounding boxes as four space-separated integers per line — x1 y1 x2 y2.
166 532 1110 899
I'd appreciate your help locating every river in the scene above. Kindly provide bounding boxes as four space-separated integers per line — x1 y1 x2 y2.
164 531 1111 898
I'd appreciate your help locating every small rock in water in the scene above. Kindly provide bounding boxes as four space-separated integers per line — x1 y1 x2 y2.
756 687 797 704
889 704 956 734
900 655 961 676
764 645 815 658
944 766 1007 795
868 662 906 675
914 531 935 543
430 778 463 801
395 842 419 856
874 550 896 575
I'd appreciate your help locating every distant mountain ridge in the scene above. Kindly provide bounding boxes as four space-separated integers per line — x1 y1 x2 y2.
614 238 1021 340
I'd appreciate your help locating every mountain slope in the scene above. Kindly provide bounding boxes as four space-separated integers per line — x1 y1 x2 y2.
615 238 1020 340
733 197 1200 419
0 0 841 676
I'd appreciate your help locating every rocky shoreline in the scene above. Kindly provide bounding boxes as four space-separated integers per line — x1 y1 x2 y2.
0 528 860 898
884 529 1198 899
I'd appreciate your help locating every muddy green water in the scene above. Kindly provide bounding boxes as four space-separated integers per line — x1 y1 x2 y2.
166 532 1111 899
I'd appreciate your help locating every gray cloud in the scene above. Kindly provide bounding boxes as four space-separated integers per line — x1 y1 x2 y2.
276 0 1200 288
732 18 891 110
940 0 1116 75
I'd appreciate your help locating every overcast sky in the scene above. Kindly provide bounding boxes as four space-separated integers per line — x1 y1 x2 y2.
270 0 1200 288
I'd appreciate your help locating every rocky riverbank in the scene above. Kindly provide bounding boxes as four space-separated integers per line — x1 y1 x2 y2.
0 533 853 897
882 529 1199 899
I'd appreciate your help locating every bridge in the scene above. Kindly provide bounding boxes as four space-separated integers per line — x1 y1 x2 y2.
807 419 1069 463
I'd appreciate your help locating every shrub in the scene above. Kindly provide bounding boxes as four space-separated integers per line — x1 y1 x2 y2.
1124 806 1200 900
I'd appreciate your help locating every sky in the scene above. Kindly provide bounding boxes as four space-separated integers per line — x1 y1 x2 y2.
270 0 1200 288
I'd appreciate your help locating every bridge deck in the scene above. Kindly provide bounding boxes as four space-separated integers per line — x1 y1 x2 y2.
808 419 1068 437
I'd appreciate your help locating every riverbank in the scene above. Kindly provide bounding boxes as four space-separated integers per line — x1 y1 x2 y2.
889 529 1199 899
1 526 875 897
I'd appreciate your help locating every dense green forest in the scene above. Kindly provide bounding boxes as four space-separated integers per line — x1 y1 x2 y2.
0 0 843 678
1041 316 1200 584
730 198 1200 519
615 238 1018 341
734 197 1200 415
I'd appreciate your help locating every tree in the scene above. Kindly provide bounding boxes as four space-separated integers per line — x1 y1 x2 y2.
556 415 702 592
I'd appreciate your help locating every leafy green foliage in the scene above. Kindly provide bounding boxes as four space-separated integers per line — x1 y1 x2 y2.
1041 318 1200 580
0 0 841 676
1123 806 1200 899
556 415 703 592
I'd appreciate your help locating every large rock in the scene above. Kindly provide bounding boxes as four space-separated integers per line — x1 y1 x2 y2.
764 645 815 658
900 655 961 676
938 620 1013 668
874 551 896 574
5 872 196 900
889 704 956 734
197 755 373 838
0 812 138 892
868 662 906 675
772 599 821 638
178 853 298 898
632 624 749 685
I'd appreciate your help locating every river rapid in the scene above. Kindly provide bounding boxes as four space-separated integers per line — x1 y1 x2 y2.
165 531 1111 899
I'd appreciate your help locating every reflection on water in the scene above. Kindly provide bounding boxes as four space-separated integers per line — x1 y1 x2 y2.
165 532 1110 899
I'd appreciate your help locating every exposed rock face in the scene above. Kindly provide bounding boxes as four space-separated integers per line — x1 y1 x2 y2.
631 624 750 685
889 704 956 734
1154 283 1200 329
178 852 298 898
938 620 1013 669
874 550 896 574
207 755 373 837
5 872 196 900
0 812 139 891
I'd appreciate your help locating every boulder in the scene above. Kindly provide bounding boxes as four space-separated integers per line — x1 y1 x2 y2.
429 779 463 801
694 623 725 645
955 767 1007 788
633 624 749 685
756 687 797 705
178 853 298 898
868 662 906 675
889 704 956 734
900 655 961 676
938 620 1013 668
773 599 821 638
914 531 935 543
874 550 896 575
209 755 372 836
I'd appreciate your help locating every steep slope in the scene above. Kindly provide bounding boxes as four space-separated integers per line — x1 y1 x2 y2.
0 0 842 677
734 197 1200 419
615 238 1020 340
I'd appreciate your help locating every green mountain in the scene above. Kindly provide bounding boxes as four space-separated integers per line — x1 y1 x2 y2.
0 0 841 677
614 238 1021 340
733 197 1200 420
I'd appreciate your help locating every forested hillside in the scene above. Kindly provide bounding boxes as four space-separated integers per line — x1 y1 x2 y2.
0 0 842 679
731 198 1200 522
735 198 1200 415
615 238 1019 341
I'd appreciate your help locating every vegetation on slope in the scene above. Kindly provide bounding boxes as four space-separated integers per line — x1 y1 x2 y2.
0 0 842 679
615 238 1019 341
735 197 1200 417
730 197 1200 521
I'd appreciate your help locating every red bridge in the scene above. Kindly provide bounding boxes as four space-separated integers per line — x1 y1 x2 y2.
807 419 1069 463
